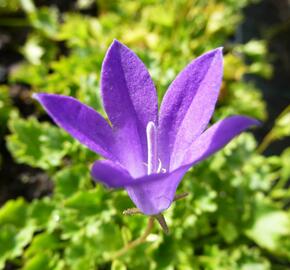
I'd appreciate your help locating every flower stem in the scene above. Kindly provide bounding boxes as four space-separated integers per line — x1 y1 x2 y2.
111 217 155 259
257 105 290 154
256 132 274 154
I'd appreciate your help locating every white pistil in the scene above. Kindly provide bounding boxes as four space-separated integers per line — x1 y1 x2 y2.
146 121 158 175
157 159 162 173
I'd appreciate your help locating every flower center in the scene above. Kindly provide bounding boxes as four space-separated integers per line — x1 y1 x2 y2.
146 121 166 175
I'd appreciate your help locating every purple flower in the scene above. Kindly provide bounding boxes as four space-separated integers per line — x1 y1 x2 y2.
34 40 258 215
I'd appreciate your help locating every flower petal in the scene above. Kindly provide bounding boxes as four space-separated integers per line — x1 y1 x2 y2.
91 159 189 215
128 115 258 215
101 40 158 177
175 116 259 169
125 166 189 215
33 93 116 160
91 160 134 187
158 48 223 170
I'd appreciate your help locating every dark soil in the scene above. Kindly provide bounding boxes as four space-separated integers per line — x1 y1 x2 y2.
242 0 290 155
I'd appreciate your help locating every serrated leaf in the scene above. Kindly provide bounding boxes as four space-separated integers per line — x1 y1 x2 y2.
29 199 54 228
7 113 73 169
0 225 35 266
54 165 91 197
11 225 35 257
0 198 27 227
25 233 60 257
64 189 105 216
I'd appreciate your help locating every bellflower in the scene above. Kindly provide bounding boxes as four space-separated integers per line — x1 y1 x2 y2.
34 40 258 216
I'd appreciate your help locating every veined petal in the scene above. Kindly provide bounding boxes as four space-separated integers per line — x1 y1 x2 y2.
174 116 259 169
159 48 223 170
33 93 116 160
101 40 158 177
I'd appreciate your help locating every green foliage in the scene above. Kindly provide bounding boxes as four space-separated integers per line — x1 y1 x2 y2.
7 112 74 170
245 197 289 254
0 0 289 269
0 0 20 13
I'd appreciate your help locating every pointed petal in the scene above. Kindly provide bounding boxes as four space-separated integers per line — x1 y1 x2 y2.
91 160 134 187
91 159 189 215
126 166 189 215
175 116 259 169
101 40 158 176
34 93 116 160
159 48 223 169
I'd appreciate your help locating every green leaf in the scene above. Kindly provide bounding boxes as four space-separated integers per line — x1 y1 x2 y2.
0 0 21 12
0 225 35 266
25 233 60 257
64 189 105 217
23 253 51 270
280 148 290 182
0 198 27 227
271 105 290 141
29 7 59 38
7 113 73 169
0 225 17 267
246 197 290 252
219 82 267 121
29 199 54 228
111 260 127 270
11 225 35 258
54 165 91 197
218 218 238 243
19 0 35 13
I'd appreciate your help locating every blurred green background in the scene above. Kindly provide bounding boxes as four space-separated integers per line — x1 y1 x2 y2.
0 0 289 269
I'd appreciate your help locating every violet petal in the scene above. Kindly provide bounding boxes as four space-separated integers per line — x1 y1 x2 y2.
101 40 158 177
159 48 223 170
91 158 189 215
91 160 134 187
177 115 259 169
125 166 189 215
33 93 116 160
121 117 258 215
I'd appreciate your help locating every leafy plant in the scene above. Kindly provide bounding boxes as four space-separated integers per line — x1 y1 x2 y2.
0 0 289 269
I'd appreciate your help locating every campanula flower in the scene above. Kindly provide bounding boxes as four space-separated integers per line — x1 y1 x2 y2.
34 40 258 215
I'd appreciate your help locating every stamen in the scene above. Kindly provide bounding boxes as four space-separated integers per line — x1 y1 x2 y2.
157 159 162 173
146 121 158 174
